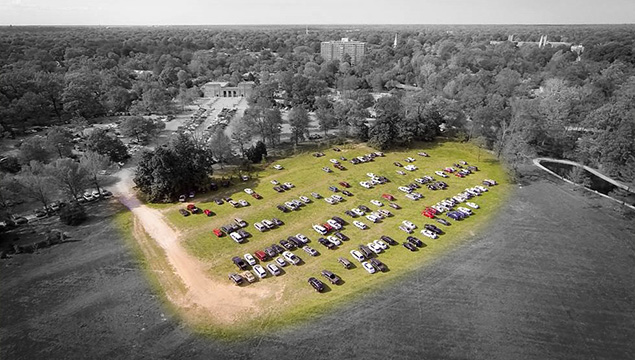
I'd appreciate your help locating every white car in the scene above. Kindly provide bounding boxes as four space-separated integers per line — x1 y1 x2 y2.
359 181 372 189
271 180 279 185
421 229 438 239
406 157 416 162
378 209 392 217
453 195 466 203
254 222 267 232
365 214 380 223
266 263 281 276
370 200 383 207
366 172 376 178
367 242 382 254
326 219 342 230
312 224 328 235
275 257 287 267
330 158 339 164
457 207 473 215
282 251 301 265
398 186 412 193
396 170 406 175
229 232 243 243
350 250 365 262
362 261 376 274
371 211 384 219
296 233 309 243
475 185 489 192
399 225 413 234
353 220 368 230
325 197 335 205
262 219 275 228
238 199 249 207
244 188 254 194
327 235 342 246
405 193 419 201
404 165 418 171
331 194 343 202
273 164 283 170
244 253 257 266
374 239 388 250
253 264 267 278
284 182 294 188
435 171 449 178
465 202 479 209
299 196 311 203
352 208 365 216
402 220 417 230
303 246 319 256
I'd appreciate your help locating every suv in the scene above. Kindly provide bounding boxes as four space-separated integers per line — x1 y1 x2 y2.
369 258 388 272
338 257 353 269
232 256 248 270
254 250 268 261
321 270 341 284
308 277 326 292
228 273 243 285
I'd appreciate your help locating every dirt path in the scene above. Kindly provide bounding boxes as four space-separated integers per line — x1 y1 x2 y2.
111 168 266 324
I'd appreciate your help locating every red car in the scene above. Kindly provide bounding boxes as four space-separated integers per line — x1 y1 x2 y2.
382 193 395 201
254 250 268 261
424 207 438 214
213 228 224 237
252 193 262 199
339 181 351 188
455 172 465 178
323 223 333 232
186 203 196 210
204 209 214 216
422 211 435 219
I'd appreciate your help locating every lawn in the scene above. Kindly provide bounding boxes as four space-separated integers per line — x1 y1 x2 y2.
156 141 512 336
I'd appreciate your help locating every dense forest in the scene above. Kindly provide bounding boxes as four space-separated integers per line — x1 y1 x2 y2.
1 24 634 189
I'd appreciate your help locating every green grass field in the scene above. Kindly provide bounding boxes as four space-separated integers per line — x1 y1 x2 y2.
154 141 511 336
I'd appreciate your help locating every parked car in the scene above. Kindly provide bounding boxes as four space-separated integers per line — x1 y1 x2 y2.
350 250 365 262
228 273 243 285
275 257 287 267
369 258 388 272
303 246 319 256
213 228 223 237
253 265 267 278
370 199 383 207
334 232 349 241
282 251 301 265
353 220 368 230
321 270 341 284
338 257 353 269
179 209 190 217
244 253 257 266
267 263 281 276
362 261 376 274
407 236 424 247
403 241 417 251
232 256 248 270
421 229 438 239
241 271 256 283
254 222 267 232
389 202 401 210
308 277 325 292
254 250 268 261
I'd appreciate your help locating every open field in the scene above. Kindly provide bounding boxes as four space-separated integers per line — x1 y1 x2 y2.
147 141 511 333
1 170 633 359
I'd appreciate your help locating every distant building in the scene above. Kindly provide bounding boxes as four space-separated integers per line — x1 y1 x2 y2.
203 81 255 98
320 38 366 64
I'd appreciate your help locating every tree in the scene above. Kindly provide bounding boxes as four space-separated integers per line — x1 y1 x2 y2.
245 141 267 164
316 106 336 136
368 96 403 149
119 116 165 144
46 159 89 201
208 130 233 168
134 134 215 202
288 106 310 145
59 201 87 225
62 69 104 118
80 151 111 196
14 161 56 210
568 166 591 190
86 129 129 163
230 119 253 158
45 126 74 159
19 136 52 164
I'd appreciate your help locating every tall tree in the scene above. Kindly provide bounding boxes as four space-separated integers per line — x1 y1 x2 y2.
86 129 130 163
288 106 310 145
19 136 52 164
45 126 74 159
47 158 89 201
80 151 111 196
14 161 56 210
208 130 233 168
230 119 253 158
119 116 165 144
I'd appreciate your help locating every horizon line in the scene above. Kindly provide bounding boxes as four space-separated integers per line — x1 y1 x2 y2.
1 23 635 27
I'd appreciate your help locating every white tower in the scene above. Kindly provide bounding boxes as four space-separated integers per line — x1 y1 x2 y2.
393 34 398 49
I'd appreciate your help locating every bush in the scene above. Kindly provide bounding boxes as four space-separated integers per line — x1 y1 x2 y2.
59 202 87 225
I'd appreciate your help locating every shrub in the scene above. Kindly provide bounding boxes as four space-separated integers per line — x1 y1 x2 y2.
59 202 87 225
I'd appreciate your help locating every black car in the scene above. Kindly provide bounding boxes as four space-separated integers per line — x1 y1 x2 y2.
403 242 417 251
287 236 303 247
272 218 284 226
274 186 284 192
271 244 285 254
282 184 292 190
428 184 438 191
359 244 373 258
334 232 349 241
409 182 420 189
369 258 388 272
344 210 357 217
222 196 232 202
342 190 353 196
321 270 341 284
214 198 224 205
425 224 443 235
277 204 290 213
436 181 448 189
329 186 339 192
380 235 398 246
265 247 277 258
280 239 295 250
308 277 326 292
220 225 230 233
407 236 424 247
318 238 336 249
179 209 190 217
232 256 248 270
237 229 250 238
359 205 371 212
389 202 401 210
332 216 346 226
436 218 451 226
338 257 353 269
228 273 243 285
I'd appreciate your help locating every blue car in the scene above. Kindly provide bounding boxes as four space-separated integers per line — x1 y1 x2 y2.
447 211 462 220
329 186 339 192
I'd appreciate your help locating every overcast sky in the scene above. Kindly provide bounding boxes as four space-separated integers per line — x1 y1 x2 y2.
1 0 634 25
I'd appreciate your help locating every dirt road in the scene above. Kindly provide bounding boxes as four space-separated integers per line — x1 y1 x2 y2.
112 168 263 324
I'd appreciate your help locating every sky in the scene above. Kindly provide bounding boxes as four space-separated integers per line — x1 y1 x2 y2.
0 0 634 25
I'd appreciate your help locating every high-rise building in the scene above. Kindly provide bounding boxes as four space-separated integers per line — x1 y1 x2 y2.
320 38 366 64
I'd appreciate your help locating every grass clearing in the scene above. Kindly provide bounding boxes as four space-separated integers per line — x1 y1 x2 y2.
145 141 512 337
